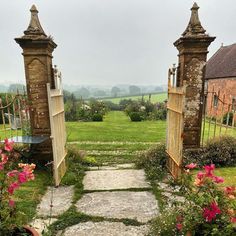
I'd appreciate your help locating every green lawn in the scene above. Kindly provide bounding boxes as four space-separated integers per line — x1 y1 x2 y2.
66 111 165 164
201 119 236 143
14 170 51 224
66 111 166 142
101 92 167 104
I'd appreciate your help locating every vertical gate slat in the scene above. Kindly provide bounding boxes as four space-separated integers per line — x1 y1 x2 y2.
47 83 67 186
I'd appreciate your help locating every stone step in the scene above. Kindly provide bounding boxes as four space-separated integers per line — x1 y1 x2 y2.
88 163 136 171
83 169 150 191
75 191 159 223
36 186 74 217
57 221 149 236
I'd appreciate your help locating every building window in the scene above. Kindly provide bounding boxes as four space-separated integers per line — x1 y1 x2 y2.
213 95 218 107
232 98 236 111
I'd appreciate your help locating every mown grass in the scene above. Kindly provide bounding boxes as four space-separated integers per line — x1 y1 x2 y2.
202 120 236 143
66 111 166 142
101 92 167 104
14 169 52 224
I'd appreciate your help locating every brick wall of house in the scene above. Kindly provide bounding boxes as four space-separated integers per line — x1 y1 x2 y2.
206 78 236 122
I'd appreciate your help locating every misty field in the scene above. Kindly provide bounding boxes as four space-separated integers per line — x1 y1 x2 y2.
101 92 167 104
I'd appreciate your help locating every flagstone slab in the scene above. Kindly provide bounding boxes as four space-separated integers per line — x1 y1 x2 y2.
58 221 149 236
31 218 57 235
75 191 159 223
83 169 150 190
88 163 135 171
37 186 74 217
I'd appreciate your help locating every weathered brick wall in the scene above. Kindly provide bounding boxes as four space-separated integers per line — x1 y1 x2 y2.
206 78 236 121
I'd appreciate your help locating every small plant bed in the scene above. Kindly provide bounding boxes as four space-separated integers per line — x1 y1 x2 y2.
149 164 236 236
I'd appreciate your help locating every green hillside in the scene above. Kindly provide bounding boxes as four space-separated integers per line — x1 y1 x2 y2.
101 92 167 104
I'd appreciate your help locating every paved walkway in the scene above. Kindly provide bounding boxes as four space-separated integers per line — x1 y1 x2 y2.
33 164 159 235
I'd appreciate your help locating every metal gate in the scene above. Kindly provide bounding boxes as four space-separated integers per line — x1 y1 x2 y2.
166 67 185 178
47 83 67 186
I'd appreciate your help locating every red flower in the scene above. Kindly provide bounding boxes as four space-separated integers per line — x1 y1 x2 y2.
8 182 19 195
176 223 182 231
224 186 236 199
9 199 15 207
18 172 27 183
231 217 236 223
204 164 215 177
7 170 19 178
203 202 221 222
213 176 224 184
197 171 205 180
185 163 197 169
4 139 14 152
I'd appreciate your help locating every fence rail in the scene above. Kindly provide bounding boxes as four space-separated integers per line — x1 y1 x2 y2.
201 88 236 146
0 91 30 140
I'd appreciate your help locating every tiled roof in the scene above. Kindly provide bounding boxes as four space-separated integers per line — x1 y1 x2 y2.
205 43 236 79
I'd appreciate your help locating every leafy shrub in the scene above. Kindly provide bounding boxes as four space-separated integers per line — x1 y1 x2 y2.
119 99 133 110
183 136 236 167
136 143 167 180
92 113 103 122
103 101 121 111
150 164 236 236
129 112 142 122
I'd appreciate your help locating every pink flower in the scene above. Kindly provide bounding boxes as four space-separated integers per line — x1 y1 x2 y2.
203 202 221 222
9 199 15 207
185 163 197 169
213 176 224 184
0 163 4 170
7 170 19 178
204 164 215 177
1 153 8 163
4 139 14 152
197 171 205 180
18 172 27 183
8 182 19 195
231 217 236 224
224 186 236 199
176 223 182 231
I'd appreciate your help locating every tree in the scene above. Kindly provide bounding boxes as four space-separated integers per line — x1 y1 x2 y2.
129 85 141 95
111 86 120 97
74 87 90 99
8 84 26 94
93 90 106 97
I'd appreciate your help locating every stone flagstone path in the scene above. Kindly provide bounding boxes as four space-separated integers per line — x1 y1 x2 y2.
33 164 159 235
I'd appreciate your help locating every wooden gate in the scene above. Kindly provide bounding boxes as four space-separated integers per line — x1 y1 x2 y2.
166 67 185 178
47 83 67 186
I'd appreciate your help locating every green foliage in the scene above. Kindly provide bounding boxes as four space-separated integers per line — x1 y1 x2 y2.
64 93 78 121
123 99 167 122
119 99 133 110
103 101 121 111
92 113 103 122
129 112 142 122
149 207 180 236
184 136 236 167
102 92 167 105
150 165 236 236
136 143 167 181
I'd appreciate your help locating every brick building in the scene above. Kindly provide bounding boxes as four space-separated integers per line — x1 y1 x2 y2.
205 43 236 122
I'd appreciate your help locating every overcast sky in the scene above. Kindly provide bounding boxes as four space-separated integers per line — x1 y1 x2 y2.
1 0 236 87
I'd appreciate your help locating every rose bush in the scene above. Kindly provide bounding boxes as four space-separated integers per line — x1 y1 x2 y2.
150 163 236 235
0 139 36 235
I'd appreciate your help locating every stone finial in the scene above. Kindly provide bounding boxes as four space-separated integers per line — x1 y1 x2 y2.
182 2 206 36
24 5 47 37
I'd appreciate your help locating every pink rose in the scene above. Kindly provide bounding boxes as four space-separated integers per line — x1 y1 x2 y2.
185 163 197 169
